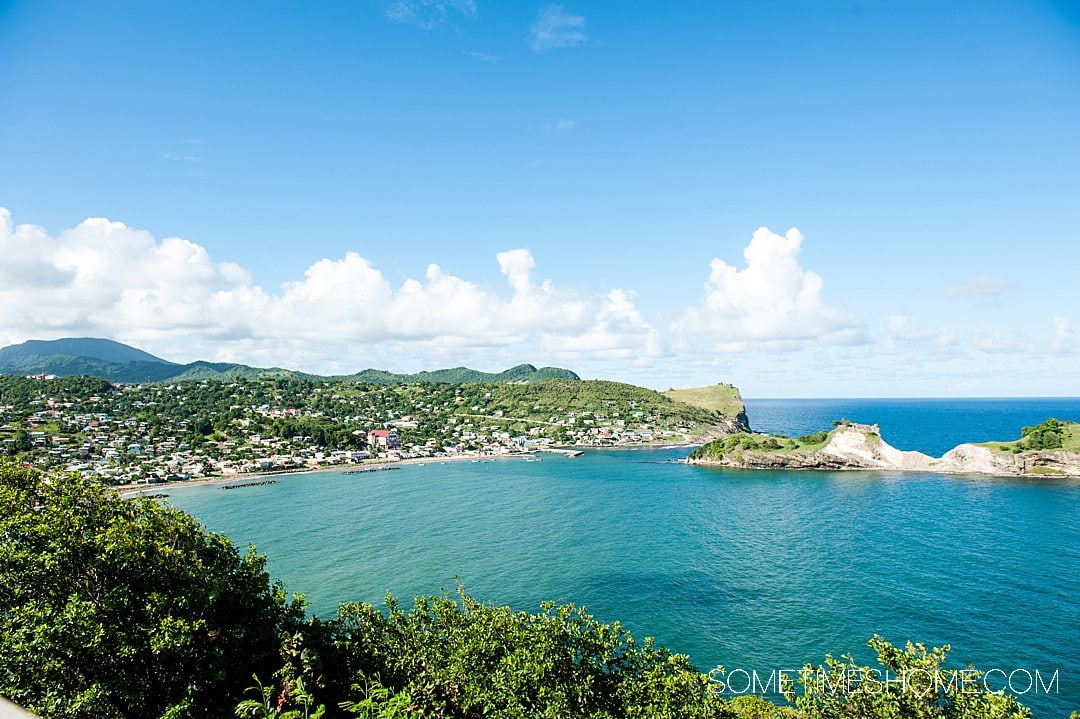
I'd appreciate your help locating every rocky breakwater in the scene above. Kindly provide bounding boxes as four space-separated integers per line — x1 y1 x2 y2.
686 419 1080 478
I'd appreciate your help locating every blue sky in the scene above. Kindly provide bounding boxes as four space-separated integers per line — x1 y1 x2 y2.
1 0 1078 396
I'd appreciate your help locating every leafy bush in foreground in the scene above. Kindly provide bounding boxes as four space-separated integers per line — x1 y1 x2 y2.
0 463 303 719
787 636 1030 719
309 590 732 719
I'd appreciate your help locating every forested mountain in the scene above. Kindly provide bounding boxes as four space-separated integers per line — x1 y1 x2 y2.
0 338 578 384
349 363 578 384
0 337 171 365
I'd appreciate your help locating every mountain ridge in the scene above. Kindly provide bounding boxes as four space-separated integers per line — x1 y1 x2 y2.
0 337 580 384
0 337 173 366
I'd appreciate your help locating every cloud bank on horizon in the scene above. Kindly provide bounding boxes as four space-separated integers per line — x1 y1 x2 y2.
0 206 1073 394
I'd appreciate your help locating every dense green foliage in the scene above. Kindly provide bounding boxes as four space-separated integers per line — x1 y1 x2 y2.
795 430 829 445
265 418 366 451
0 463 302 719
688 429 832 461
1017 418 1074 451
986 419 1080 454
0 374 116 405
788 636 1030 719
290 590 735 719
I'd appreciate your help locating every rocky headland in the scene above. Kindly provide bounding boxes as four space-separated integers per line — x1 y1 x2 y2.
686 419 1080 477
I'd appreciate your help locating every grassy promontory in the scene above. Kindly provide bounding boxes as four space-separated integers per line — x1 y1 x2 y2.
663 383 746 419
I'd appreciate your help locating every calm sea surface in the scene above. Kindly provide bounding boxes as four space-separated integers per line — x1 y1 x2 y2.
164 398 1080 717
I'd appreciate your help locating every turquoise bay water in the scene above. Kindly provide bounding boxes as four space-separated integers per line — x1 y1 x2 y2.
165 399 1080 717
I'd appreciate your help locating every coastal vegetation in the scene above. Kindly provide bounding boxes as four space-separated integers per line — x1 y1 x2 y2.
688 419 1080 476
0 461 1035 719
688 428 835 461
981 418 1079 454
0 462 300 719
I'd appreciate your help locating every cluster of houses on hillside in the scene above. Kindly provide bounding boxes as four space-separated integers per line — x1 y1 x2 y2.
2 408 417 485
1 379 705 486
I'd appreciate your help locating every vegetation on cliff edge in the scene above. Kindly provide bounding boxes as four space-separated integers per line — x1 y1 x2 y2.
688 428 837 461
980 419 1080 454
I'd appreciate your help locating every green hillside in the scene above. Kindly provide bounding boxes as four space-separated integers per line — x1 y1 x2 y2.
0 353 300 384
349 363 579 384
481 379 685 419
466 379 745 430
0 338 579 385
663 383 745 417
0 337 171 366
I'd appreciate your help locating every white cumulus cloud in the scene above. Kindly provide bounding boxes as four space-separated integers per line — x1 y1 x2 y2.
675 227 863 351
0 208 661 373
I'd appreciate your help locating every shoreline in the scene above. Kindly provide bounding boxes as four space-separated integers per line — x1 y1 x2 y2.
569 442 698 451
115 451 546 496
115 443 706 498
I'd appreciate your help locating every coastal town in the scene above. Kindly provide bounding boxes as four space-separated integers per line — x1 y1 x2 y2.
0 375 742 486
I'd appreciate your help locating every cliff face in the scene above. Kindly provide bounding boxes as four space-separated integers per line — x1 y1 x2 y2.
695 411 751 442
687 423 1080 477
935 444 1080 476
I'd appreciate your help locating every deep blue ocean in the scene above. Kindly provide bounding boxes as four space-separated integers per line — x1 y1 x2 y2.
163 398 1080 717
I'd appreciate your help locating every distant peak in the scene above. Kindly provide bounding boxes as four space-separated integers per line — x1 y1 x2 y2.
0 337 173 366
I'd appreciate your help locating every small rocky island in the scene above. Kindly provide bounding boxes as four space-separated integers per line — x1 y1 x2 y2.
687 418 1080 477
